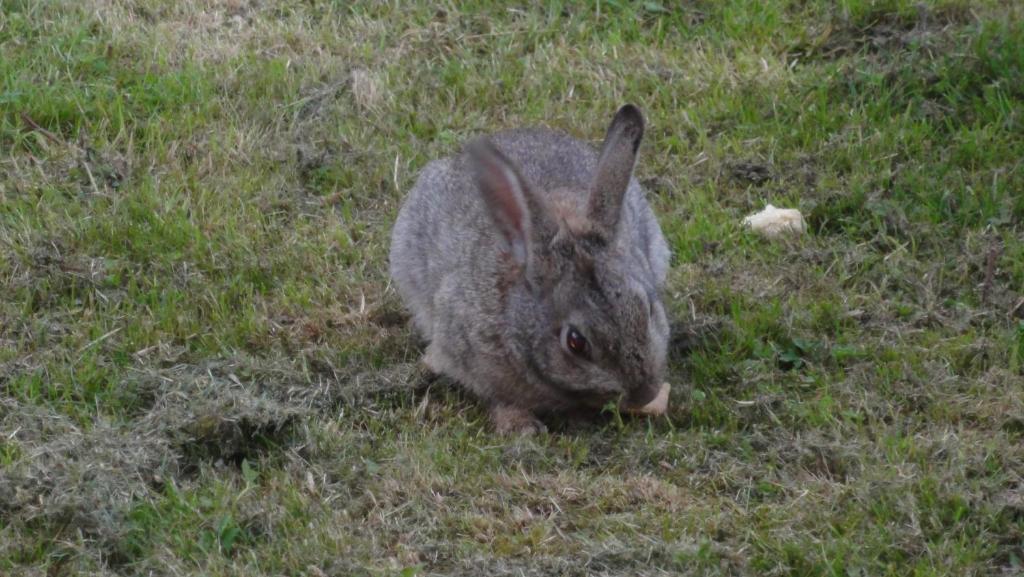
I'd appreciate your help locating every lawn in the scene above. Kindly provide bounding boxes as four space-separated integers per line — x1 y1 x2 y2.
1 0 1023 575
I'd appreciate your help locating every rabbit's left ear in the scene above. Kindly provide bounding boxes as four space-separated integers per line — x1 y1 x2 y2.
467 138 534 267
589 104 645 239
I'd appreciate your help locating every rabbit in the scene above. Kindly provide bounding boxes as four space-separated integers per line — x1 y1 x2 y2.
389 105 671 434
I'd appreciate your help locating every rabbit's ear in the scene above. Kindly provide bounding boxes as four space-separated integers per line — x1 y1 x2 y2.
589 104 645 238
468 138 534 266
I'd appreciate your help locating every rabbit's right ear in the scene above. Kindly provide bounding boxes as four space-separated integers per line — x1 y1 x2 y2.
467 138 534 267
589 104 645 240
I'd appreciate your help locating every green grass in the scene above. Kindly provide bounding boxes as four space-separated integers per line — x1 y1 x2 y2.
2 0 1023 575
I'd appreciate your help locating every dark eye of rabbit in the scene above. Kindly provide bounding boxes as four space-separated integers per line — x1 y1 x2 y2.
565 326 588 356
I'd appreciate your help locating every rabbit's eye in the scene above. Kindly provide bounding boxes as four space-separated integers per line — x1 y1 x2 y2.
565 326 588 356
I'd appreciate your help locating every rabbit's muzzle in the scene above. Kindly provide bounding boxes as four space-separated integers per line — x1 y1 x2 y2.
620 380 663 411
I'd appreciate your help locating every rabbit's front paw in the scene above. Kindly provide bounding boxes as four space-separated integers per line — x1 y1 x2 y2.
420 343 447 375
490 404 547 435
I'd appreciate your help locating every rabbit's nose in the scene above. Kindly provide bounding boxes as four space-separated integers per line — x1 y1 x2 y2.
621 381 661 410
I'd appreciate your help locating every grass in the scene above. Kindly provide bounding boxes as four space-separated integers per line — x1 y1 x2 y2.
1 0 1023 575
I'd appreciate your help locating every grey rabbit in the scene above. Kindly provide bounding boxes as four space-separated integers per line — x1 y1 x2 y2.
389 105 671 433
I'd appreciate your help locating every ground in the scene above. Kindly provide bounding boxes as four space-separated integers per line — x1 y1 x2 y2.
1 1 1023 575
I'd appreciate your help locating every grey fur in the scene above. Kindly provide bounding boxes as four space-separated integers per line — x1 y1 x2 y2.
389 105 671 433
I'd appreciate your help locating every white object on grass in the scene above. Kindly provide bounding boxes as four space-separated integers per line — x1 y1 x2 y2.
742 204 806 238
